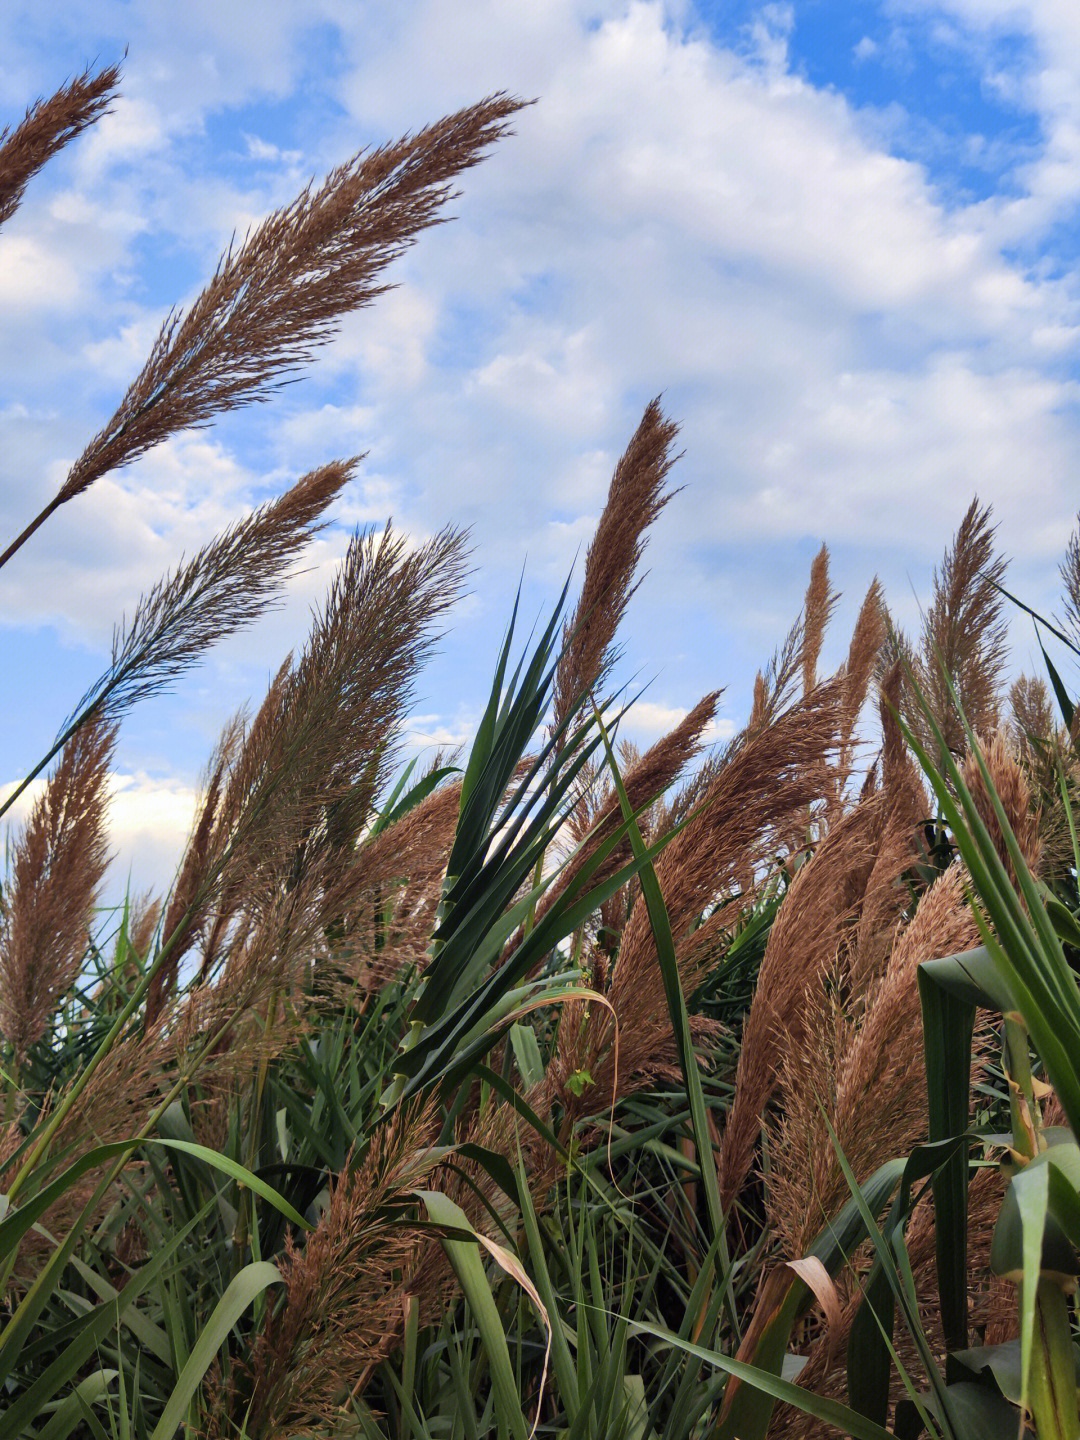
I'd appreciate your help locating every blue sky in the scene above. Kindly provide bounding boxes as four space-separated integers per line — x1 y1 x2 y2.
1 0 1078 890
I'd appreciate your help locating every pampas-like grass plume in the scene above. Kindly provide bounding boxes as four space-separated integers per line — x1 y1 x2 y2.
0 62 121 230
801 545 836 699
95 461 356 721
192 523 468 998
0 94 523 570
0 717 115 1060
234 1103 440 1437
716 791 884 1212
63 96 524 503
1061 513 1080 648
553 398 680 727
915 498 1008 756
0 462 356 829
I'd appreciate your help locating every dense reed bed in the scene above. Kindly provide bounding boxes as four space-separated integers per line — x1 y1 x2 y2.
2 62 1080 1440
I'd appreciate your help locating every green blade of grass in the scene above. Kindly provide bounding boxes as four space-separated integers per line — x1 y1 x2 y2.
148 1262 282 1440
418 1191 530 1440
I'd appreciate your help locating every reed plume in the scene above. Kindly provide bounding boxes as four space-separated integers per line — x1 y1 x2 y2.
1061 513 1080 648
914 498 1008 756
833 865 978 1221
553 398 680 727
84 461 355 724
144 738 234 1026
716 790 884 1213
801 545 836 699
195 524 467 1001
960 728 1041 880
324 773 464 991
0 717 115 1061
0 94 522 571
0 62 121 230
568 680 842 1118
514 691 720 968
762 866 986 1440
237 1103 440 1437
0 461 354 837
1010 673 1057 752
747 602 828 750
833 579 885 800
1009 673 1076 879
127 891 162 963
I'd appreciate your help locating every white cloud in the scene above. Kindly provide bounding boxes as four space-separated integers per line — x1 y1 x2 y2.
893 0 1080 234
0 768 197 900
329 285 439 392
624 698 735 741
0 0 1079 847
105 771 198 893
405 712 472 752
77 95 167 174
0 233 82 309
243 133 303 166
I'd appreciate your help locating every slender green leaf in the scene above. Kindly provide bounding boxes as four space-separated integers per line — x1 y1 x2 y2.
148 1262 282 1440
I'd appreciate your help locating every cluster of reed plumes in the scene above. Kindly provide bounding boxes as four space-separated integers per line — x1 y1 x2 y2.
2 61 1080 1440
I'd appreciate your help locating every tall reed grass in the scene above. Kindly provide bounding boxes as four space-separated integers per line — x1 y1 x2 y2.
1 60 1079 1440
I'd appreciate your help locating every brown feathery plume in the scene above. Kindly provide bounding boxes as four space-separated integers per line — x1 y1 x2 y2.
747 623 805 735
773 1117 1007 1440
915 497 1008 756
512 692 721 967
960 729 1041 881
0 62 121 230
199 525 468 1004
770 863 981 1262
879 654 910 789
0 96 524 574
620 680 841 974
4 983 270 1285
552 399 680 727
237 1103 440 1437
1060 514 1080 647
833 579 885 798
791 545 837 843
323 774 464 991
127 892 162 963
81 461 356 723
1009 674 1076 879
716 790 885 1212
562 680 842 1120
0 462 355 830
801 545 835 699
144 727 240 1027
0 717 115 1062
877 655 929 829
748 670 768 731
844 801 920 1000
1010 673 1057 753
198 668 292 980
744 560 833 744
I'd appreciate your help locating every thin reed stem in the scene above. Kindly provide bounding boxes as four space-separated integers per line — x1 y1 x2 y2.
0 496 64 576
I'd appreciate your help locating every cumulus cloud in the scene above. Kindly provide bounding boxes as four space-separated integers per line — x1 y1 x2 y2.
0 768 197 900
0 0 1078 870
104 770 198 893
624 698 736 741
892 0 1080 235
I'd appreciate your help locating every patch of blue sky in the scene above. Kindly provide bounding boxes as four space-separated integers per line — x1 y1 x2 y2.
1010 215 1080 283
427 297 510 375
692 1 1043 207
0 629 103 779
